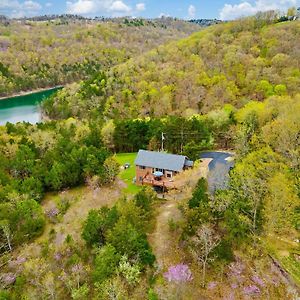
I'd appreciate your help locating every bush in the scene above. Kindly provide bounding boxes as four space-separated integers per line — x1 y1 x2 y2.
57 196 71 215
168 218 178 232
213 239 234 262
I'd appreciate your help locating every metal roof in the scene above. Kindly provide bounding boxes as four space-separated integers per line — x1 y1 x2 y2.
135 150 189 172
185 160 194 167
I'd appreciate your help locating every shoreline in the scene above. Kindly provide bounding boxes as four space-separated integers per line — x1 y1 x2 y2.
0 85 64 101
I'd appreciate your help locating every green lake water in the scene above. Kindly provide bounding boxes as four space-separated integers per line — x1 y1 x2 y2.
0 87 61 125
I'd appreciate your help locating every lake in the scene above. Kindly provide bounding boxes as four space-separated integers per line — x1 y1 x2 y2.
0 87 61 125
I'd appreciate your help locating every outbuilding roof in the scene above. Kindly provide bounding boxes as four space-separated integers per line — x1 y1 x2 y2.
135 150 192 172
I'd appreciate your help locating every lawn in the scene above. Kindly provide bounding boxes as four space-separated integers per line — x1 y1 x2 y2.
115 152 141 195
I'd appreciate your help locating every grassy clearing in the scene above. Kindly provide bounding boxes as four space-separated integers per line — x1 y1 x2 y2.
115 152 141 195
14 183 123 261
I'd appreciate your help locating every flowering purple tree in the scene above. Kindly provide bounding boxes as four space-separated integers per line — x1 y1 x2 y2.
1 273 16 286
243 285 260 296
251 275 265 287
164 264 193 283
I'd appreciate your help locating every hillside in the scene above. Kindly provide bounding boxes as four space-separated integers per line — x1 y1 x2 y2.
0 14 300 300
44 18 300 119
0 18 199 97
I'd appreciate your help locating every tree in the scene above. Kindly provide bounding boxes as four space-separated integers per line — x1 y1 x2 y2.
118 255 141 285
107 218 155 266
188 178 209 209
93 244 121 283
10 199 46 244
103 157 120 184
134 187 156 215
189 225 220 286
46 162 66 191
264 173 298 235
82 206 119 247
0 220 12 251
183 141 204 161
287 7 296 17
101 120 115 151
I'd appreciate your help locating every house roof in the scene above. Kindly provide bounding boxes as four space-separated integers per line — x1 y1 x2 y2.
135 150 191 172
185 160 194 167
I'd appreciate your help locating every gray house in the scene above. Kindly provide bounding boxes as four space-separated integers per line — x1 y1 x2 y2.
135 150 193 186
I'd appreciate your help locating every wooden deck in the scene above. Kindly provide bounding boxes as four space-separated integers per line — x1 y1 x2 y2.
141 174 175 189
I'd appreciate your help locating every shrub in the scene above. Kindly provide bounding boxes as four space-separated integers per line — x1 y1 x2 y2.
168 218 178 232
118 255 141 285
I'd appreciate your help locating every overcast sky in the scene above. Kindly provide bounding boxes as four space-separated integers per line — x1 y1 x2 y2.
0 0 299 19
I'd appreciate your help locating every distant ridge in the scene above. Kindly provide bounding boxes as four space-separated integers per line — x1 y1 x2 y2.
188 19 223 26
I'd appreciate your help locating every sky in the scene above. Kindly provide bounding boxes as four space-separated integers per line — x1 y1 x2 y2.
0 0 299 20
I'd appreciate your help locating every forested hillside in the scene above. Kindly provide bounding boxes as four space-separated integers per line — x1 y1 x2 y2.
0 13 300 299
0 18 199 97
44 18 299 119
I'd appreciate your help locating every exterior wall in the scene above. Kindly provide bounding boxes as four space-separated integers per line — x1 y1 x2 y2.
136 165 153 185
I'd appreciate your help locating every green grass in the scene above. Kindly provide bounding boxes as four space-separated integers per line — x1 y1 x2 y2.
281 255 300 285
115 153 141 195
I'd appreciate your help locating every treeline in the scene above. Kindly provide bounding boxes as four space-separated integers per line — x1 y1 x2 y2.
181 95 300 253
0 120 119 249
102 108 234 158
169 94 300 297
46 15 300 119
0 19 198 97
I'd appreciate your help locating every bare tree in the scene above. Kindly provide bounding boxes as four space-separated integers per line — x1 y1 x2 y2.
189 224 220 286
0 220 12 251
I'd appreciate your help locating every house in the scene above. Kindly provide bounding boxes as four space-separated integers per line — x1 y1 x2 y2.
134 150 193 188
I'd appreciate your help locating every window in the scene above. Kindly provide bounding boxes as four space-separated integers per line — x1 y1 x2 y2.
155 168 164 173
139 176 143 182
139 166 146 170
166 171 173 178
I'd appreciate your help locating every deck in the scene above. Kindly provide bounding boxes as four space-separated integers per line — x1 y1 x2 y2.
141 174 175 189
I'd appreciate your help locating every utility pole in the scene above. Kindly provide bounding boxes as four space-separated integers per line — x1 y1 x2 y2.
180 128 184 154
161 132 165 152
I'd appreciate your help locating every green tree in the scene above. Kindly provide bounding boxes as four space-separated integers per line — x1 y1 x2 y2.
82 207 119 247
107 218 155 266
188 178 209 209
93 244 121 283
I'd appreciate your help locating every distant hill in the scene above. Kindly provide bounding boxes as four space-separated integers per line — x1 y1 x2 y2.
0 18 199 97
188 19 223 26
45 17 300 119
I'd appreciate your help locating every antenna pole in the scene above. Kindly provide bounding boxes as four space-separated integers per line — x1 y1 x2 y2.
161 132 165 152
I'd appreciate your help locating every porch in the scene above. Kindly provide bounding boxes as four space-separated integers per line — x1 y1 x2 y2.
141 174 175 190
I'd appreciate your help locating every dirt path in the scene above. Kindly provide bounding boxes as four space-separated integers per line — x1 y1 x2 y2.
149 199 183 270
149 160 211 271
